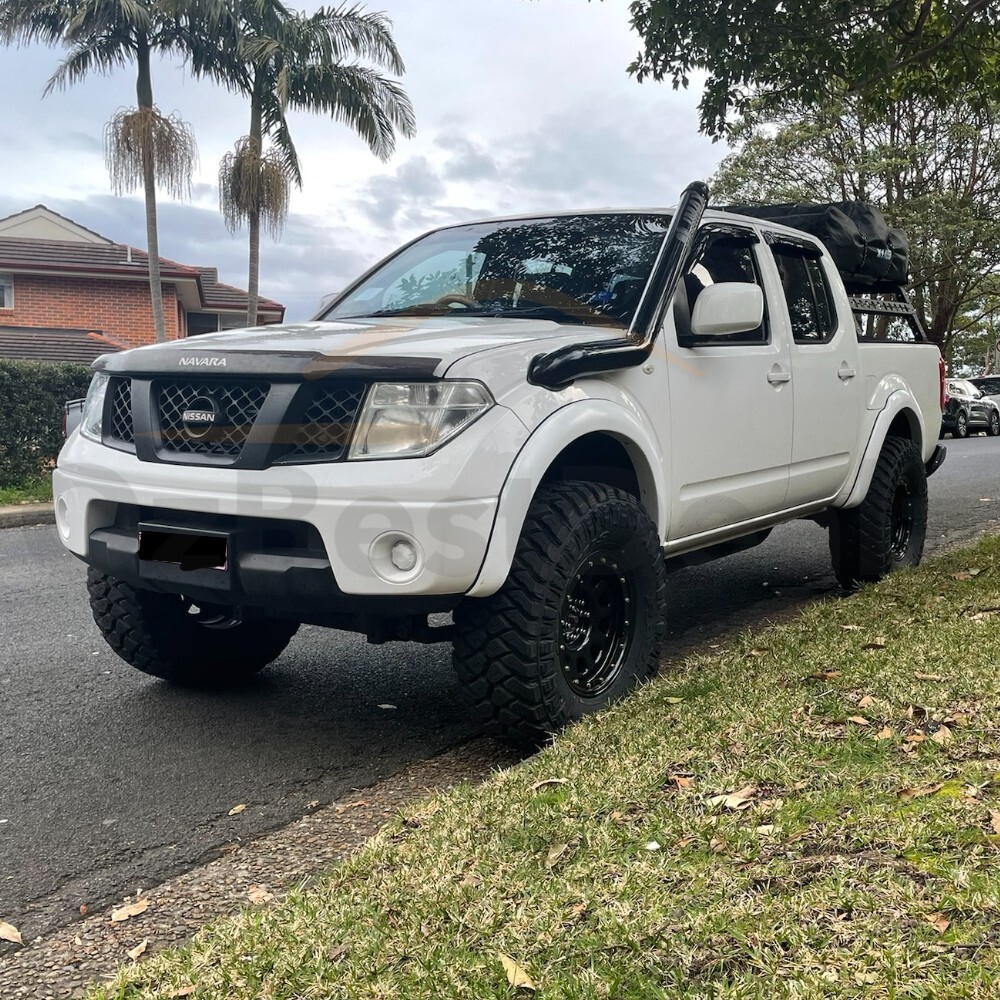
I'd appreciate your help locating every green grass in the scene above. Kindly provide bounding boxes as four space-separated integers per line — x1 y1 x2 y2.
0 473 52 505
92 536 1000 998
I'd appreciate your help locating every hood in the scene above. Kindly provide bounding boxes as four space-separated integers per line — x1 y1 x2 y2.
98 316 618 379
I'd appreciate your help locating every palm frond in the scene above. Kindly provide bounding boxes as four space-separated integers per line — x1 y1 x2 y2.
45 36 131 92
105 105 198 198
309 4 405 75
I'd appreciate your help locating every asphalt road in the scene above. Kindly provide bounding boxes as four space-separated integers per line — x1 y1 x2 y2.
2 433 998 944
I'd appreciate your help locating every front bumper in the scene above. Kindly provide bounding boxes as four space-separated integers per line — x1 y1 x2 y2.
53 405 526 603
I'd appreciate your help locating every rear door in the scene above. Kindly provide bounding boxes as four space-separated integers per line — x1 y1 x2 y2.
665 225 793 539
767 238 862 506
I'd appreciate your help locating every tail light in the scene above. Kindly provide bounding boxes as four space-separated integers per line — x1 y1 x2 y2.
938 355 947 412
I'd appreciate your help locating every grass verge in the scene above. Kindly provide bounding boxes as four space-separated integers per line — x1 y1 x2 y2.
93 536 1000 998
0 474 52 505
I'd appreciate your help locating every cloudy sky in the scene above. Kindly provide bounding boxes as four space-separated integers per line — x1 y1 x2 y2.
0 0 723 320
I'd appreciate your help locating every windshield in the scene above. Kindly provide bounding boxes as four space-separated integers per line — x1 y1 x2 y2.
321 213 671 330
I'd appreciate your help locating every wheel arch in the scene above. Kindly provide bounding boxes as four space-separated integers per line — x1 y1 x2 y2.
465 400 665 598
839 393 927 509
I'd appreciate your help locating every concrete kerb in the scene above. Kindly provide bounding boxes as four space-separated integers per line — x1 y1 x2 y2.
0 503 55 529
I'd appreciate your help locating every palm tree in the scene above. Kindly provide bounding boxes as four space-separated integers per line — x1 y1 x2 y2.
0 0 197 343
203 2 415 326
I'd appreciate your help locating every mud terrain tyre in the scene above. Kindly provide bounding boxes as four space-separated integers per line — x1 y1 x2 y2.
829 437 927 589
87 569 299 685
452 482 667 746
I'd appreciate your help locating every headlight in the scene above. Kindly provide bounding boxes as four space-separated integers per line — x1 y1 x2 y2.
349 382 493 460
79 372 110 442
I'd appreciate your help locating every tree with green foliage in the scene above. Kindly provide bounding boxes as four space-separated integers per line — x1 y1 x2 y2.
197 1 415 326
0 0 199 343
628 0 1000 138
711 92 1000 365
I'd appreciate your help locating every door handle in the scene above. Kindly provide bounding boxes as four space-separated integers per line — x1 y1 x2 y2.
767 369 791 384
838 365 857 381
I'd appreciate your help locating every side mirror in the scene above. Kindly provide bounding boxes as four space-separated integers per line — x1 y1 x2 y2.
689 282 764 339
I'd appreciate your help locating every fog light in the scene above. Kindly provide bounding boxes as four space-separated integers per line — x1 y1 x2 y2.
390 540 417 572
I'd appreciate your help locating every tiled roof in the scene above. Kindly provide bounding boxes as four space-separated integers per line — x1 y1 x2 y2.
0 326 122 364
0 204 114 243
195 266 283 314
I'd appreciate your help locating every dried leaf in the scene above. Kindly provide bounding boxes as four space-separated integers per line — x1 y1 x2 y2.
874 726 894 741
862 640 886 650
847 716 870 726
990 811 1000 836
840 624 862 631
545 843 569 868
662 696 684 704
0 921 23 945
858 695 875 709
228 804 246 816
708 785 757 810
644 840 661 852
669 774 694 789
530 778 568 792
498 952 536 991
809 670 841 680
710 836 728 853
164 989 196 999
748 649 767 658
327 944 348 962
898 783 943 800
952 572 972 581
930 725 953 745
914 672 944 681
110 898 149 923
460 873 482 887
756 824 775 835
925 912 950 935
247 885 274 905
675 837 695 848
306 800 319 809
904 733 926 744
127 939 148 961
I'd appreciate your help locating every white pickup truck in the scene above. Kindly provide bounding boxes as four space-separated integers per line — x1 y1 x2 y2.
54 182 945 745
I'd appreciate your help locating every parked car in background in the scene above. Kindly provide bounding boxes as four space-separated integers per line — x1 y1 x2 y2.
969 375 1000 407
942 378 1000 438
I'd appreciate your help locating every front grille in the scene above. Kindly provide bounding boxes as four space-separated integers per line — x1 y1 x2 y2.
280 384 366 462
107 378 134 445
101 377 368 467
157 379 268 457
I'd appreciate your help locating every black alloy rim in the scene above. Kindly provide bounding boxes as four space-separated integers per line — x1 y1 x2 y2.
889 478 914 558
558 549 634 697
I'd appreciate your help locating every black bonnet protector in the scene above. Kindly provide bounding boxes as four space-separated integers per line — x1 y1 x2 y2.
528 180 710 389
94 348 442 380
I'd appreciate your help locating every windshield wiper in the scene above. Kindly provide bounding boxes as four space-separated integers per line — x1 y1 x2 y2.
486 305 587 325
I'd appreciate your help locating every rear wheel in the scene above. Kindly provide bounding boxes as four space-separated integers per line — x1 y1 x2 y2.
988 411 1000 437
452 483 667 746
87 569 299 685
955 411 969 438
829 437 927 589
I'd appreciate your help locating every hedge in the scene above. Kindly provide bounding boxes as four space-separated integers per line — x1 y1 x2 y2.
0 359 93 485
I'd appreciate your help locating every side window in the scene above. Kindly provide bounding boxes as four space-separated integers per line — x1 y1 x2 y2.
677 232 767 345
771 245 837 344
0 273 12 310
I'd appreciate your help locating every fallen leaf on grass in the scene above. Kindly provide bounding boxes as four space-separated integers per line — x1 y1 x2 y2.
228 804 246 816
499 952 536 991
460 873 482 887
925 912 950 935
530 778 568 792
951 569 981 580
710 836 728 853
990 811 1000 836
164 989 196 999
0 921 23 945
839 624 862 631
748 649 767 658
930 726 953 745
874 726 894 741
862 640 886 650
327 944 349 962
644 840 661 852
858 695 875 709
545 843 569 868
914 672 944 681
662 696 685 704
847 716 870 727
809 670 841 680
247 885 274 905
898 783 944 800
756 824 775 835
668 773 694 789
708 785 757 811
110 899 149 923
126 939 148 961
675 837 695 848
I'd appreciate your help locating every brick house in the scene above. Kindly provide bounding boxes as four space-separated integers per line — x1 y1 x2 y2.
0 206 284 363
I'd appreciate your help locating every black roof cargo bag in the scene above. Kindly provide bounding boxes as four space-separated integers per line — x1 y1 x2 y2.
720 202 909 291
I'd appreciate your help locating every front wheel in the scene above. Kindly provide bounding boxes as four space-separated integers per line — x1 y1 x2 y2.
955 412 969 438
829 437 928 589
88 570 299 685
452 483 667 746
988 411 1000 437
